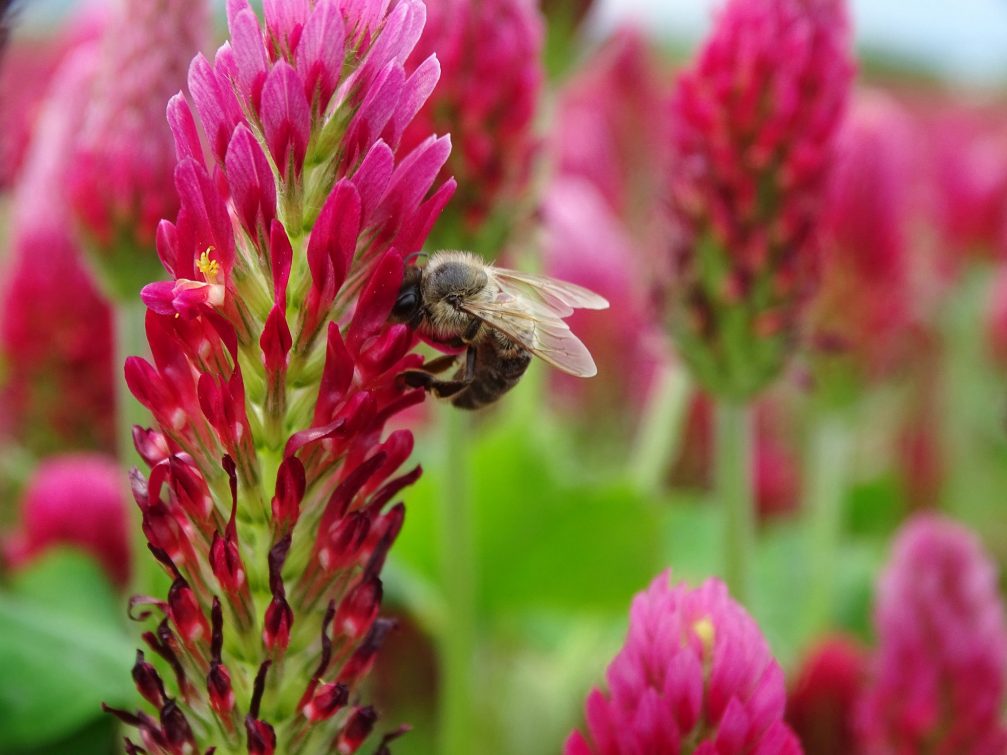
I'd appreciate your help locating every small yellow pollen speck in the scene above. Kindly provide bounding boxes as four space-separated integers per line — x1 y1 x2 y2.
692 616 715 655
197 247 220 284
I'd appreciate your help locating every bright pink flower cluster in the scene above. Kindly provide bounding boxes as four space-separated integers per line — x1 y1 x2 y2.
1 41 115 456
110 1 454 751
812 92 916 389
68 0 206 285
566 572 801 755
3 454 131 588
857 515 1007 754
668 0 853 399
402 0 543 238
786 636 866 755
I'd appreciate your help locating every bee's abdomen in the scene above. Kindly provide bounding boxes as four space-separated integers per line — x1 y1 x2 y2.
452 346 531 410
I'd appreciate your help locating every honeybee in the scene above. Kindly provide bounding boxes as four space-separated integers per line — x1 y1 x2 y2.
389 251 609 410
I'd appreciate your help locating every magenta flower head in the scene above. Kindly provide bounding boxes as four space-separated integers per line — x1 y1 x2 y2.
930 107 1007 264
857 515 1007 754
1 43 116 456
786 635 866 755
3 454 131 588
67 0 207 299
402 0 543 245
810 92 916 396
113 0 453 751
566 571 802 755
668 0 853 399
554 27 669 231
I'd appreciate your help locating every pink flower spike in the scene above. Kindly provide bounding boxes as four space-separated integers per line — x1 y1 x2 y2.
857 515 1007 754
668 0 854 399
3 455 131 588
402 0 544 240
115 0 454 748
567 572 801 754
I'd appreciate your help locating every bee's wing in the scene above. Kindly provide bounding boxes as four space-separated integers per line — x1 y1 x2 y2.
489 267 610 316
460 272 601 378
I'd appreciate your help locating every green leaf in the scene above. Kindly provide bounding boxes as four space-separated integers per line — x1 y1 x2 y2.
0 550 135 748
391 409 664 626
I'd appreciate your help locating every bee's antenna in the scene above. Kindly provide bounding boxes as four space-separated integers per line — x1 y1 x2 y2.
403 251 428 266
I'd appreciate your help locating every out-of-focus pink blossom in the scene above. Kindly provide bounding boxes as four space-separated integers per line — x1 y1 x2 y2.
110 1 454 750
812 92 916 388
1 43 115 456
542 177 662 416
668 0 853 399
554 27 670 231
403 0 543 239
0 11 104 190
787 635 866 755
3 454 131 587
857 515 1007 754
566 571 801 755
929 107 1007 263
66 0 206 298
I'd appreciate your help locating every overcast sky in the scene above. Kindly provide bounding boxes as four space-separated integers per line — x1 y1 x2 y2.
17 0 1007 86
594 0 1007 86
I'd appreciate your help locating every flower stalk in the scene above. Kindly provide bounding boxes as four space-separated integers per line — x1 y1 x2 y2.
715 399 753 604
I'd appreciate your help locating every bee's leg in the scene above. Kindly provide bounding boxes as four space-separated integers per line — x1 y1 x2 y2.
399 347 476 398
462 318 482 343
419 353 460 375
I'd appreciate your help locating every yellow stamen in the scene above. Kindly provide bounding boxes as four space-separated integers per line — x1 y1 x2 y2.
692 616 715 655
197 247 220 284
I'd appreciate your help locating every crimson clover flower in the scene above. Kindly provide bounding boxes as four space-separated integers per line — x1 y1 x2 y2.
1 41 115 456
3 454 131 588
402 0 543 245
566 572 801 755
809 92 917 397
109 1 454 751
786 635 866 755
67 0 208 298
856 515 1007 754
667 0 854 399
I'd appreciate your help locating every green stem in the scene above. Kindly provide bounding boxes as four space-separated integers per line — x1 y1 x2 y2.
715 399 754 603
437 405 476 755
630 363 691 493
805 412 851 633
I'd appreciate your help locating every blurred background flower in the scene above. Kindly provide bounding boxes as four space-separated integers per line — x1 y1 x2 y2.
857 515 1007 753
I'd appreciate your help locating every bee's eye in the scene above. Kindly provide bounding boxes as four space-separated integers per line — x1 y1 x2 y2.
391 289 419 322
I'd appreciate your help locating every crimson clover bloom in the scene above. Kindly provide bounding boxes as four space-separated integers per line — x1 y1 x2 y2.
566 572 801 755
402 0 544 245
786 635 866 755
67 0 207 298
3 454 131 588
668 0 853 399
810 92 916 396
1 42 115 456
110 1 454 751
857 515 1007 754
